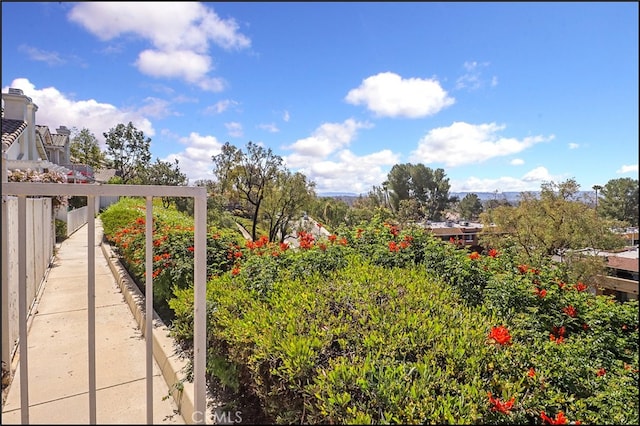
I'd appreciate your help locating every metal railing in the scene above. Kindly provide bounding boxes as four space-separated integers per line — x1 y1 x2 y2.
1 181 208 424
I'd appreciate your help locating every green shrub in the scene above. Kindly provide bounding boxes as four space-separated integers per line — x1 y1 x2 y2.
55 219 67 242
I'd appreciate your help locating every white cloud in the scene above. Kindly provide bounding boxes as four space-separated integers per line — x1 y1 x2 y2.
568 143 579 149
204 99 239 115
282 118 397 193
259 123 279 133
225 122 243 138
510 158 524 165
137 97 179 119
411 121 554 167
451 166 563 193
282 110 290 122
285 118 373 160
290 149 400 194
617 164 638 174
18 44 65 66
3 78 154 148
162 132 224 184
67 2 250 90
455 61 497 91
345 72 455 118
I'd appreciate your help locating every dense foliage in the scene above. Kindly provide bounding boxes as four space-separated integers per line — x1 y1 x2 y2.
100 197 243 320
104 198 638 425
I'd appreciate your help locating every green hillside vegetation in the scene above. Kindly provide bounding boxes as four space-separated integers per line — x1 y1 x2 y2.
101 199 638 425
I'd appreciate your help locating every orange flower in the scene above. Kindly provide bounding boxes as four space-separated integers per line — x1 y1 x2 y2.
488 248 499 258
487 392 515 414
535 287 547 298
328 234 337 243
388 241 399 252
563 305 577 317
279 242 289 251
596 368 606 377
231 266 240 276
527 367 536 378
574 282 587 291
540 411 572 425
469 251 480 260
488 325 512 345
517 264 529 274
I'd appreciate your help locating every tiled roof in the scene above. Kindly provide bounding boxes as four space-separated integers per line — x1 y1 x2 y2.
1 118 27 151
51 133 68 147
608 256 639 273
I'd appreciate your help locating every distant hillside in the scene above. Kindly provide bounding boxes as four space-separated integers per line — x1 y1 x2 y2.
318 191 595 206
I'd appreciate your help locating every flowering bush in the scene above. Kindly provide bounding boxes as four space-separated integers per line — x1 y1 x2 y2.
111 207 638 424
101 197 242 321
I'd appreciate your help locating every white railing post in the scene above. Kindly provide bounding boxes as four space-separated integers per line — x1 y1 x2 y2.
1 153 9 369
87 195 97 424
193 190 207 424
18 195 29 424
145 196 154 424
1 182 209 423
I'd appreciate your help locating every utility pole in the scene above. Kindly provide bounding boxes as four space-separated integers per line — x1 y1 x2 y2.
592 184 602 214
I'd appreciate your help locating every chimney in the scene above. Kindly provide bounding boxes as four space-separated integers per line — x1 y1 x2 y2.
56 125 71 136
2 88 38 160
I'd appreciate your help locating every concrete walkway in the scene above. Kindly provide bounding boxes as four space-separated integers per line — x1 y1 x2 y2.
1 221 185 424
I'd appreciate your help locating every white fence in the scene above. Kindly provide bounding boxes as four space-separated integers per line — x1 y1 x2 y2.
56 196 120 236
1 196 54 366
1 181 208 425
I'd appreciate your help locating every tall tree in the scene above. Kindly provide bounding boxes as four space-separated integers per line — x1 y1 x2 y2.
212 141 283 241
142 158 188 208
599 177 639 227
103 122 152 184
70 128 106 171
480 179 626 282
387 163 455 220
457 193 483 220
262 170 316 242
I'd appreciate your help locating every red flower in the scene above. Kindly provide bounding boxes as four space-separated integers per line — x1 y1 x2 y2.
488 248 499 258
527 367 536 378
488 325 512 345
574 282 588 292
535 288 547 298
388 241 399 252
582 323 589 330
540 411 571 425
234 251 243 258
469 251 480 260
487 392 515 414
328 234 337 243
231 266 240 276
279 242 289 251
517 264 529 274
563 305 577 317
339 237 348 246
596 368 606 377
550 326 566 344
187 246 195 252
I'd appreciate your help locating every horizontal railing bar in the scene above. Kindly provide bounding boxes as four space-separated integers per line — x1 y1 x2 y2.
2 182 206 198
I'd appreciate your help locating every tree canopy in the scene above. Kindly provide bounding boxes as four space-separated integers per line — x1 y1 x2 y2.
598 177 639 227
103 122 152 184
212 141 286 241
387 163 456 221
70 128 106 171
479 178 626 282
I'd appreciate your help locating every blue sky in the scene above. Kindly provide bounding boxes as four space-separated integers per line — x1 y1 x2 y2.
2 2 638 195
